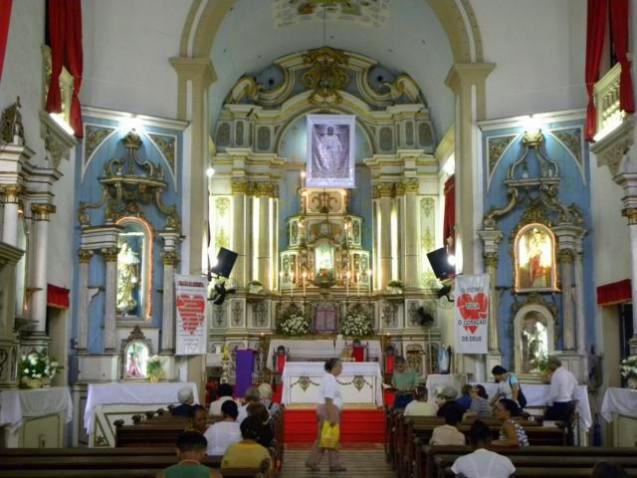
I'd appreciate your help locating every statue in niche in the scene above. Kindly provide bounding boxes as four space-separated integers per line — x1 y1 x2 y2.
117 242 141 314
520 312 549 374
515 224 556 291
125 340 149 379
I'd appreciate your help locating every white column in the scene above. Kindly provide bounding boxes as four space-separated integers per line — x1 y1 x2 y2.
102 247 119 353
1 185 21 247
478 227 503 355
573 247 587 355
376 183 393 290
28 204 55 335
231 179 247 288
160 232 180 353
403 180 420 289
629 219 637 354
559 249 576 351
256 184 272 290
76 249 93 352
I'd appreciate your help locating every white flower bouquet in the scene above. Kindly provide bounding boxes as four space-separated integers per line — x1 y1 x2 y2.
341 312 373 337
279 314 311 336
620 355 637 380
19 351 60 388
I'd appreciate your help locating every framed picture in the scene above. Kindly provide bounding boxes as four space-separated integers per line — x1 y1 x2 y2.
513 223 558 293
306 114 356 188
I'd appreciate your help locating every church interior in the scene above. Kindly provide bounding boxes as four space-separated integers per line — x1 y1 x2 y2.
0 0 637 476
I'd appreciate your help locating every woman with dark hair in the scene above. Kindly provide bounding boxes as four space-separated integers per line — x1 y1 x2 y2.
491 365 523 406
467 384 492 418
492 399 529 447
305 358 346 472
391 356 418 409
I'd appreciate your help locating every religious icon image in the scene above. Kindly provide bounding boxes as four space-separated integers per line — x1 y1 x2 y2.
116 242 141 315
514 223 557 292
520 312 549 374
124 341 149 379
306 114 356 188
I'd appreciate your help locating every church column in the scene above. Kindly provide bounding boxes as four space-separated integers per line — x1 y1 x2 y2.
160 232 180 353
231 179 248 288
1 185 21 247
624 206 637 355
256 183 272 290
478 227 503 359
76 249 93 353
403 179 420 289
573 244 587 355
375 183 394 290
445 64 494 275
101 247 119 353
558 249 576 351
27 203 56 340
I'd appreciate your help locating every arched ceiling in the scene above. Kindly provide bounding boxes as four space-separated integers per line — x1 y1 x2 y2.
208 0 455 139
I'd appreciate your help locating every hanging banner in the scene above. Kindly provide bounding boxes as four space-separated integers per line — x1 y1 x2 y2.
455 274 489 354
175 275 208 356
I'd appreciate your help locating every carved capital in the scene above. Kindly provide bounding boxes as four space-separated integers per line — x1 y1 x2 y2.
558 249 574 264
39 111 77 169
31 203 56 221
394 182 405 196
251 181 277 198
78 249 93 263
403 178 420 194
374 183 394 198
1 185 22 204
590 115 634 179
484 253 499 269
231 178 249 194
162 250 180 266
100 247 119 262
623 207 637 225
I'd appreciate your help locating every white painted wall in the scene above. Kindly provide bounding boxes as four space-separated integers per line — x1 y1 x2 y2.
473 0 587 120
0 0 46 161
81 0 191 119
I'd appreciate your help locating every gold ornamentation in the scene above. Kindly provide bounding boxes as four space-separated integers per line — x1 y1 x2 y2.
291 375 319 392
394 182 405 196
85 125 115 164
231 179 249 194
215 229 229 249
302 47 349 104
558 249 574 264
251 182 277 197
162 250 179 266
31 203 56 221
147 133 176 173
374 183 394 198
0 185 22 204
403 178 419 194
484 252 499 269
101 247 119 262
1 97 25 145
487 135 516 175
623 207 637 225
216 197 230 217
552 128 582 166
511 292 558 317
78 249 93 263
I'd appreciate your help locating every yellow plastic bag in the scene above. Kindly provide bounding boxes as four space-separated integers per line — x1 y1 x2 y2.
319 421 340 449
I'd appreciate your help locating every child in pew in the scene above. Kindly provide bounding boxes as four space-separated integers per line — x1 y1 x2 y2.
492 399 529 447
430 402 466 446
451 420 515 478
156 431 219 478
222 416 273 477
204 400 241 456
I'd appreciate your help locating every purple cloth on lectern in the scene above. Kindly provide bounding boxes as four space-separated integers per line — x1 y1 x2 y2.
235 349 256 397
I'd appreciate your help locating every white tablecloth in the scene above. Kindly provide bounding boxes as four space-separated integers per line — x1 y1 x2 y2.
84 382 198 434
267 338 382 370
281 361 383 406
0 386 73 432
601 387 637 422
480 382 592 429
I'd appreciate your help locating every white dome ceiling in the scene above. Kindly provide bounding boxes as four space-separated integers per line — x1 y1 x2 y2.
209 0 455 139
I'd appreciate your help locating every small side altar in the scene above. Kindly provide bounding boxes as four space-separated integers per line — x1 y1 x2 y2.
281 361 383 407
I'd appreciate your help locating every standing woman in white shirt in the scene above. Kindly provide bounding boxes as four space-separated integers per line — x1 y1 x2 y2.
305 358 347 472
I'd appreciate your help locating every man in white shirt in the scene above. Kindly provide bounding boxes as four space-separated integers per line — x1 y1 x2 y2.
404 385 438 417
451 420 515 478
209 383 236 416
204 400 241 456
545 356 578 423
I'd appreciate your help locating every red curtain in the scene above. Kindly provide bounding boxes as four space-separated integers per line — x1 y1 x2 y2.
596 279 632 306
609 0 635 115
0 0 13 83
443 175 455 251
584 0 608 141
45 0 83 137
47 284 70 309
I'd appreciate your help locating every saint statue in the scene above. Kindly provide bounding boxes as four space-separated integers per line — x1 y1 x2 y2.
117 242 141 314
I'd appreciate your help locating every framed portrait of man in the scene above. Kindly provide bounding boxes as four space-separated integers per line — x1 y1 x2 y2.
306 114 356 188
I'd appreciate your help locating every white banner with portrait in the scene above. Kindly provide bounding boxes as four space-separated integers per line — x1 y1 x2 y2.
175 275 208 356
454 274 489 354
306 114 356 188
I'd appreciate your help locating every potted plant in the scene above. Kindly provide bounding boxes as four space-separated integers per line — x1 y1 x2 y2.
19 351 60 389
146 355 164 383
620 355 637 389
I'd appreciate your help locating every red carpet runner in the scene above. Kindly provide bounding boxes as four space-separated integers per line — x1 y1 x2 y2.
283 409 385 444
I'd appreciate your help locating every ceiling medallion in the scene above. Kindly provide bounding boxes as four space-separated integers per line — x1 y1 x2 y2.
302 47 349 104
274 0 390 29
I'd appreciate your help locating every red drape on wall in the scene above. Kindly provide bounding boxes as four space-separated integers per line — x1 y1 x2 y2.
47 284 70 309
443 175 455 250
584 0 608 141
45 0 83 138
596 279 632 306
609 0 635 115
0 0 13 83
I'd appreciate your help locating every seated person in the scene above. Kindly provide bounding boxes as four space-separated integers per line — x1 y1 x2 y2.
451 420 515 478
222 416 272 476
186 405 209 434
592 462 630 478
404 385 438 417
430 402 466 446
391 356 419 409
436 386 459 409
258 383 280 415
209 383 235 417
492 398 529 447
455 384 472 412
204 400 241 456
237 386 260 422
247 402 274 448
465 385 492 419
156 431 219 478
172 387 195 417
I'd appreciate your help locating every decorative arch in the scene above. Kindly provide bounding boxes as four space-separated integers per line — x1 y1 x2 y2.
512 303 555 376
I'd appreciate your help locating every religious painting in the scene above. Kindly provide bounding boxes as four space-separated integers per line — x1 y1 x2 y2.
306 114 356 189
313 303 339 334
120 326 154 380
514 223 558 293
116 217 153 320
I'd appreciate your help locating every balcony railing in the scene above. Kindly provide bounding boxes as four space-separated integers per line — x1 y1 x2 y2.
593 63 626 141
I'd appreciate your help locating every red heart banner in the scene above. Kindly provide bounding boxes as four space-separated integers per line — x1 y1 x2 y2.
456 292 489 333
176 294 206 335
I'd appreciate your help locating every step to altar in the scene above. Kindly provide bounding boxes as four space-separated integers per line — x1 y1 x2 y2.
283 408 385 444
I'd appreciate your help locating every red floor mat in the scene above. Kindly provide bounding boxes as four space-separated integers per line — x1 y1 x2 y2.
283 409 385 444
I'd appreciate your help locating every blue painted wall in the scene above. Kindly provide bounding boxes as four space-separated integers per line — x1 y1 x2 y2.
482 120 595 369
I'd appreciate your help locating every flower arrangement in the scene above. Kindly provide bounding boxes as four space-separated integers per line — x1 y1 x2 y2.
279 313 311 336
341 312 374 337
19 351 60 388
146 355 164 382
620 355 637 388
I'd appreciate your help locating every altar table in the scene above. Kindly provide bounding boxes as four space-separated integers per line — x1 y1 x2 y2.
84 382 198 447
601 387 637 447
267 338 382 370
281 361 383 407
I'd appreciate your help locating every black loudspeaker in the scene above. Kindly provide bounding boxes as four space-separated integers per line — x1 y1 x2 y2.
210 247 238 278
426 247 455 280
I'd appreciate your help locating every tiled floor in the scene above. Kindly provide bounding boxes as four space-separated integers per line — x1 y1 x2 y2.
280 445 394 478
